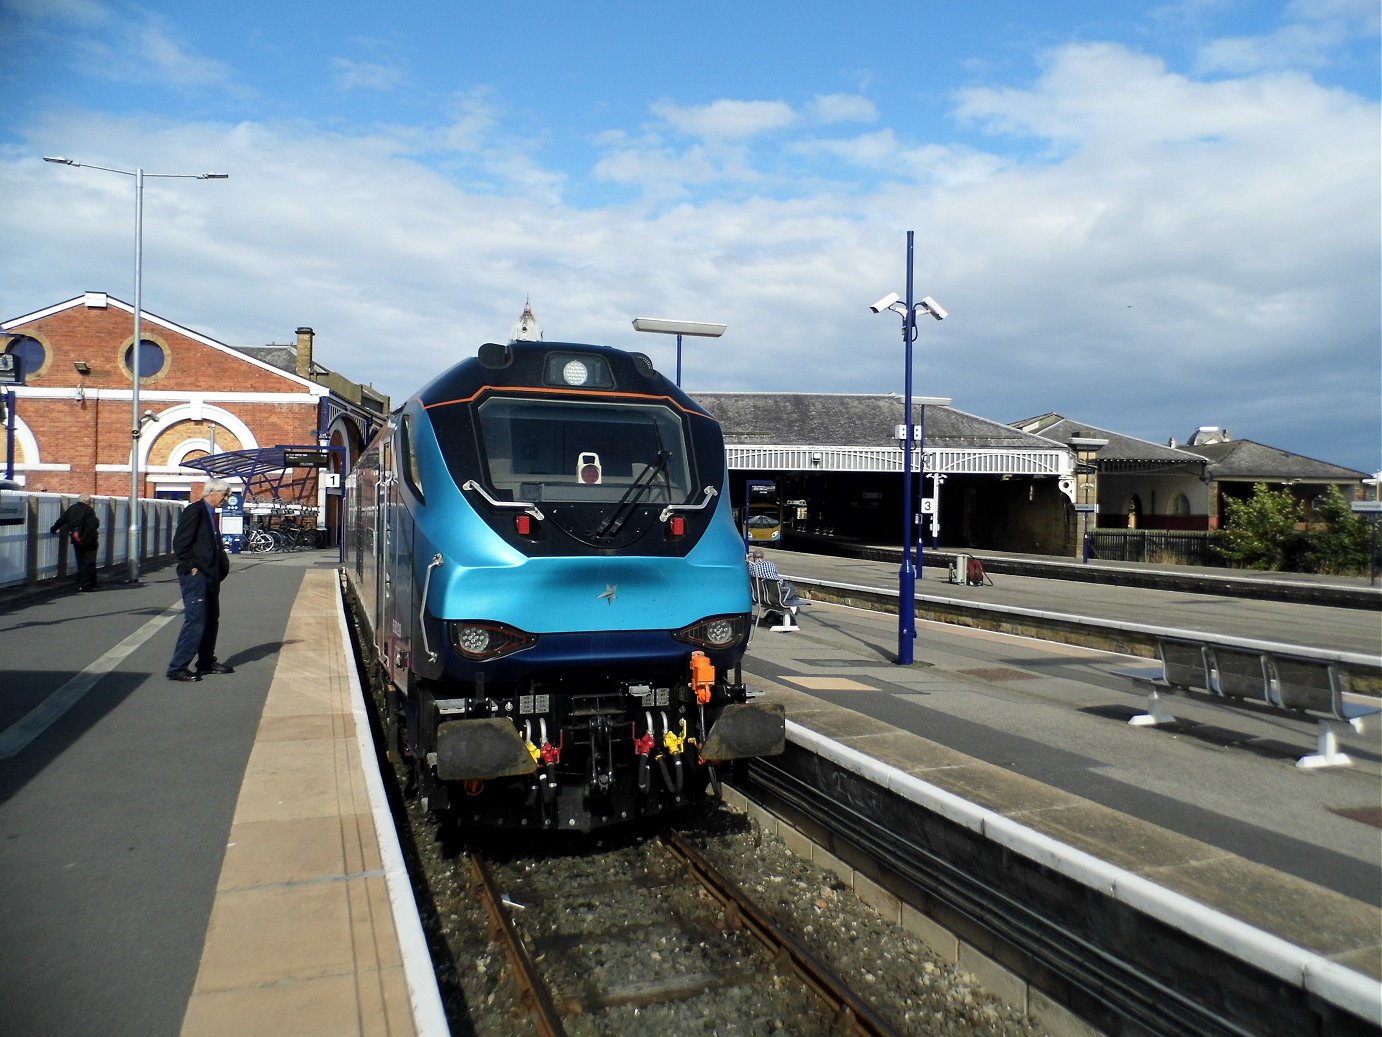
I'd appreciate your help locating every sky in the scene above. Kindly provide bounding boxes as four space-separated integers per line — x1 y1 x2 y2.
1 0 1378 473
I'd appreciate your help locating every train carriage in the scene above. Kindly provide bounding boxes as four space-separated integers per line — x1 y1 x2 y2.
344 338 784 831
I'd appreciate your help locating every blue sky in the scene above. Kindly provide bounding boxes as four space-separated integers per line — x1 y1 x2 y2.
2 0 1379 473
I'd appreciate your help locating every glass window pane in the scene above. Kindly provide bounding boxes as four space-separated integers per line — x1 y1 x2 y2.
124 339 165 378
477 398 691 503
4 336 46 379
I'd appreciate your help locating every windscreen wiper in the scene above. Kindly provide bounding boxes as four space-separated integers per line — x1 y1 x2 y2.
594 448 670 539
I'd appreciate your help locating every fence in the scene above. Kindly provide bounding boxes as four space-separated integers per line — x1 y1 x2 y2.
1090 529 1228 567
0 492 184 590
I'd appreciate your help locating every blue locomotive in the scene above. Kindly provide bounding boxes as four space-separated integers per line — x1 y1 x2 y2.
343 337 784 830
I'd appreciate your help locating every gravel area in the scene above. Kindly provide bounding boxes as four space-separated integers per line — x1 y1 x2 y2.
402 794 1053 1037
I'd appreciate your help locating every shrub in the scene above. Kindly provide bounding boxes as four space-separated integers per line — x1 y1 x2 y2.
1220 484 1303 571
1305 486 1372 575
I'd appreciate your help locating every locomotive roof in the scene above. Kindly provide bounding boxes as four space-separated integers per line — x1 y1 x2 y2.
413 340 708 416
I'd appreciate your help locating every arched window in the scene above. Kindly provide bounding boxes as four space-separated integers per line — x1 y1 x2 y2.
1170 492 1191 516
4 335 47 379
122 339 167 380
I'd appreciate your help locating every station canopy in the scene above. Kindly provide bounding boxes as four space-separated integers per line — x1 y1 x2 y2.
692 393 1072 477
183 444 334 510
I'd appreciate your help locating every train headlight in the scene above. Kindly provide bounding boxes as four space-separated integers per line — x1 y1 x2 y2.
449 621 537 660
544 352 614 389
674 615 746 650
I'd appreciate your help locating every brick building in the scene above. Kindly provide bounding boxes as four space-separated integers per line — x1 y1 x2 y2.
1 292 387 530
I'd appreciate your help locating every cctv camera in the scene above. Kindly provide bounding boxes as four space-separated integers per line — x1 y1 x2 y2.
919 296 948 321
870 292 900 314
143 409 159 422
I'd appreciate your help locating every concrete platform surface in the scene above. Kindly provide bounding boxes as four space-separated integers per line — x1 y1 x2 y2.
0 552 444 1037
738 590 1382 979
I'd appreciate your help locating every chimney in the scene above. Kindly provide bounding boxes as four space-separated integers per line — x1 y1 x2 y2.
295 327 314 380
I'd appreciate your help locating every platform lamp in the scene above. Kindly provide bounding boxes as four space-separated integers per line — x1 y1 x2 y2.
871 230 948 666
43 156 228 582
631 318 727 387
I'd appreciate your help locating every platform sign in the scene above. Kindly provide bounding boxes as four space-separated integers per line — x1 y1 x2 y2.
220 489 245 554
1349 501 1382 514
283 448 329 468
1074 503 1099 514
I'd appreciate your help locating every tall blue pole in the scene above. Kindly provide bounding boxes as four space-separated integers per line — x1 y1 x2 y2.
898 231 917 665
4 390 14 481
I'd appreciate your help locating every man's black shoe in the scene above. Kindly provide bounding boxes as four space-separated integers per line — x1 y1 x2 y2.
197 663 235 675
167 669 202 683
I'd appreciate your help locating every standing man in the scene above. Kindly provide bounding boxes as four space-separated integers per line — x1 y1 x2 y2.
50 493 100 591
167 478 234 683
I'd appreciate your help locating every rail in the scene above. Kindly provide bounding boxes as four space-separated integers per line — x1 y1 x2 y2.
0 491 182 590
789 574 1382 684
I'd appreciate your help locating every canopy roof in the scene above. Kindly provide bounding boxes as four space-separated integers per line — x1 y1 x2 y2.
183 445 336 507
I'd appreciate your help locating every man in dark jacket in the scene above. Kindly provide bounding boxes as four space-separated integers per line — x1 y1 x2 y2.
50 493 100 591
167 478 234 682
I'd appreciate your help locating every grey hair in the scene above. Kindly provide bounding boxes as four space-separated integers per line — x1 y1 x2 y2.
78 493 94 504
204 478 232 494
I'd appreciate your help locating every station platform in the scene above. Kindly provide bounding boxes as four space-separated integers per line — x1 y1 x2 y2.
1 546 1377 1035
0 551 444 1037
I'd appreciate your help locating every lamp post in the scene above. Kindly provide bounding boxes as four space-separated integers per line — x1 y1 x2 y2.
631 317 727 386
871 230 947 665
44 156 228 582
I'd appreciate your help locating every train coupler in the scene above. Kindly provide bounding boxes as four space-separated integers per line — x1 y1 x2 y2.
700 701 787 761
435 718 537 781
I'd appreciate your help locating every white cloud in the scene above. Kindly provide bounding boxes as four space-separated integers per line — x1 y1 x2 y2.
807 93 878 125
3 31 1378 472
440 87 502 152
1198 0 1379 75
650 98 799 140
331 57 406 92
76 13 236 91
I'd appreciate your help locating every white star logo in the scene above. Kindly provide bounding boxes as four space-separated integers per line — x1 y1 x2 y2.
598 584 617 604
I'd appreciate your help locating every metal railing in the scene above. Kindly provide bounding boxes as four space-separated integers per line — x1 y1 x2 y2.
1090 528 1227 566
0 492 183 590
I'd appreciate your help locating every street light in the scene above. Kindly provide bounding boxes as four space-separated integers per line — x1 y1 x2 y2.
44 156 228 582
871 230 947 666
631 317 726 386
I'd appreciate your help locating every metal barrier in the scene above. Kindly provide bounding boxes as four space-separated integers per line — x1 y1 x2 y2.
1133 638 1380 768
0 492 182 591
1091 529 1227 566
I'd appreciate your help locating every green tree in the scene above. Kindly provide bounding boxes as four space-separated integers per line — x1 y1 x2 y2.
1305 485 1371 575
1219 483 1303 571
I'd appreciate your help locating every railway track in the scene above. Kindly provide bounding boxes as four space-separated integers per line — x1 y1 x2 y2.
342 571 1063 1036
469 830 905 1036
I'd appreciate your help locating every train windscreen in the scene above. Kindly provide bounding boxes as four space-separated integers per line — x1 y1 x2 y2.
476 398 693 504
